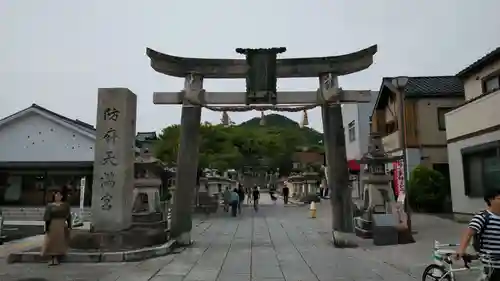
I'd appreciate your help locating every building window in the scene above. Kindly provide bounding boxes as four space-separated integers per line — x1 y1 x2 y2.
348 121 356 142
437 107 454 131
463 143 500 197
385 121 397 135
482 75 500 94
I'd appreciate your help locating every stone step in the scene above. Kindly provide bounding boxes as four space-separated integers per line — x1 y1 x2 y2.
0 207 92 222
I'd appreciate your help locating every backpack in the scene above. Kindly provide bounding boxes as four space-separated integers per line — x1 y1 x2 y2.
472 210 491 252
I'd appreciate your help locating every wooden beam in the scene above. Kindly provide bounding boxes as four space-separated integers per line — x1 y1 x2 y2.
153 90 372 105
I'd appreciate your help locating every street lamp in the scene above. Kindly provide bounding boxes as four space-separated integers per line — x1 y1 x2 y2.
390 76 412 235
390 76 409 197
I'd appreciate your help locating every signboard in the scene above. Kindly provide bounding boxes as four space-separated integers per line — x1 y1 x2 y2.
322 73 336 91
79 176 86 215
236 47 286 104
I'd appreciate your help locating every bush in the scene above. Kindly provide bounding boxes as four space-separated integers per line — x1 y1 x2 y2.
408 165 449 213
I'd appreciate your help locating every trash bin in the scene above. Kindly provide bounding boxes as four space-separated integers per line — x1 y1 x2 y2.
372 213 399 246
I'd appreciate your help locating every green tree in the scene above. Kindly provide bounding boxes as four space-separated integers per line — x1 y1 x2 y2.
154 114 324 176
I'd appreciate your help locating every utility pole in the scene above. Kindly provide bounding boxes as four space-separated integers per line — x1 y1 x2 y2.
392 77 413 237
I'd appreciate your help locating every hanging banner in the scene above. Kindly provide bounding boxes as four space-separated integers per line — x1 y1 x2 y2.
396 159 406 203
392 162 399 197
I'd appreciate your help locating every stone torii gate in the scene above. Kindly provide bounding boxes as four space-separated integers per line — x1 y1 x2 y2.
146 45 377 246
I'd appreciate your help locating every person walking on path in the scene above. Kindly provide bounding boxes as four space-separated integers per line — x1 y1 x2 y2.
222 187 231 212
41 190 71 266
245 186 252 205
269 185 277 204
282 184 290 205
237 185 245 214
230 188 240 217
252 186 260 211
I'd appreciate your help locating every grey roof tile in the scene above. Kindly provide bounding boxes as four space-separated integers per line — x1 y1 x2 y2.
382 76 464 97
403 76 464 97
136 131 158 141
457 46 500 78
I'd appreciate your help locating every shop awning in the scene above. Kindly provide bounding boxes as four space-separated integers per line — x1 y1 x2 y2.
347 159 361 172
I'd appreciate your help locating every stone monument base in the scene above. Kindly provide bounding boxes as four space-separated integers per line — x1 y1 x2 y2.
7 227 172 264
70 226 168 252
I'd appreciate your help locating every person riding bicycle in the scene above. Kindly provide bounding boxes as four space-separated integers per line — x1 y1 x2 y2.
456 189 500 280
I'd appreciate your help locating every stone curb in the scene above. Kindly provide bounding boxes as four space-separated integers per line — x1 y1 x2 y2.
7 240 176 264
276 195 303 205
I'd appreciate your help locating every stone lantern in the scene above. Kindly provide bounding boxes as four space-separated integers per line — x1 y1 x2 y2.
354 132 402 239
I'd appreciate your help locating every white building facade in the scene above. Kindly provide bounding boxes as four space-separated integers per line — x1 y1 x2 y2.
445 47 500 218
342 91 378 198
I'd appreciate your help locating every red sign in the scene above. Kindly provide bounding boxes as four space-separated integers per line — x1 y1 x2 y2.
395 159 406 202
392 162 399 197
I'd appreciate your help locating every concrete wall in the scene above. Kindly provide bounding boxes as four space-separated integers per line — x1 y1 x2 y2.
447 129 500 214
0 112 95 162
446 91 500 140
463 59 500 100
416 97 464 145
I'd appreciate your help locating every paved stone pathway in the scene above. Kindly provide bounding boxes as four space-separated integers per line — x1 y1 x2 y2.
1 198 418 281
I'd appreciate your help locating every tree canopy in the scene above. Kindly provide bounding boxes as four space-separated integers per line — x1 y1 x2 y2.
154 114 324 176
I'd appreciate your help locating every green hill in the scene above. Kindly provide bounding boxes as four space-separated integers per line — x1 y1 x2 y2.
239 114 323 149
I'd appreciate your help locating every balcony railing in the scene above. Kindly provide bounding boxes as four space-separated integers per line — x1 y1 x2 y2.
446 90 500 140
382 131 400 152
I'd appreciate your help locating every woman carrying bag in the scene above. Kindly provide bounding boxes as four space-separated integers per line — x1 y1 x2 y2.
41 189 71 266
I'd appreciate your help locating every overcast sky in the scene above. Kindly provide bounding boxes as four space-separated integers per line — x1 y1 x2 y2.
1 0 499 133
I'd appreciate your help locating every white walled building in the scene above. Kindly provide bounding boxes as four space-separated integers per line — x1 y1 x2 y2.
342 91 378 160
445 47 500 218
341 91 378 198
0 104 149 208
0 104 96 206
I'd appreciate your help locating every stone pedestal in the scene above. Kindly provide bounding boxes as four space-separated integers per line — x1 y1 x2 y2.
91 88 137 232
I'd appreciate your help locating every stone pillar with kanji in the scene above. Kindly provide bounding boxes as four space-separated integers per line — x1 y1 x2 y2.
91 88 137 232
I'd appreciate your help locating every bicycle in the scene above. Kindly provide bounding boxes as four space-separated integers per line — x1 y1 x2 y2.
422 240 494 281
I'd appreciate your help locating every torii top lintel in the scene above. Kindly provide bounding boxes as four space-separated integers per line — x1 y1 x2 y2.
146 45 377 79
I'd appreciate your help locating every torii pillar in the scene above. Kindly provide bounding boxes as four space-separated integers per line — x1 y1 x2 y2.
169 74 203 245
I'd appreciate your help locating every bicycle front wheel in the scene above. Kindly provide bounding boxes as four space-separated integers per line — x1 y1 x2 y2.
422 264 453 281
